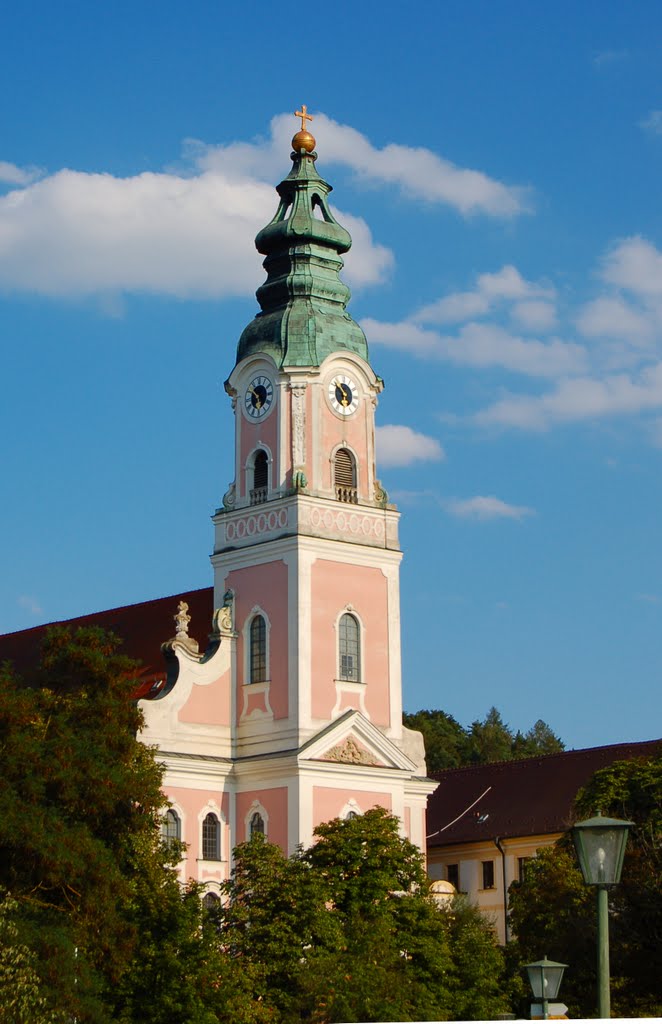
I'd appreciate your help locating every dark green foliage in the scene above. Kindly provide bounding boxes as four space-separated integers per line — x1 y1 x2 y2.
0 626 251 1023
220 809 510 1022
508 755 662 1018
402 709 470 770
404 705 564 772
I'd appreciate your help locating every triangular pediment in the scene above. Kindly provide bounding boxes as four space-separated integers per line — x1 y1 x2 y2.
298 711 418 773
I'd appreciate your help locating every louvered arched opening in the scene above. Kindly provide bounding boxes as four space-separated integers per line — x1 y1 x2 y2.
334 447 357 503
251 449 268 505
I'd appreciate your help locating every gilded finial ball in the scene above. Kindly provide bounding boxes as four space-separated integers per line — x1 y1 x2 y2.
291 129 316 154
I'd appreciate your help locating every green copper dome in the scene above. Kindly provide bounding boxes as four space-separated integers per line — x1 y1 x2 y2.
235 144 369 368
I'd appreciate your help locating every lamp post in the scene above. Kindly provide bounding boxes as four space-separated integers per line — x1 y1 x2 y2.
525 956 567 1020
571 813 632 1019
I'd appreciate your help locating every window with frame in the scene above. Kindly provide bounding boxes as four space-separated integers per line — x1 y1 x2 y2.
161 809 180 846
338 613 360 682
446 863 459 889
249 812 265 838
202 892 220 912
249 614 267 683
518 856 531 882
251 449 268 505
481 860 495 890
334 447 357 503
202 812 221 861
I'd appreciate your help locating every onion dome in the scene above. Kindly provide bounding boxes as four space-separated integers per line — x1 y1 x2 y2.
235 107 369 368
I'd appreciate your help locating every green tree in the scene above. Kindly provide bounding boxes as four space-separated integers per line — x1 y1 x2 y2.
0 896 66 1024
220 808 509 1022
402 709 470 771
404 706 564 771
511 719 564 759
0 625 253 1024
467 707 514 764
508 754 662 1018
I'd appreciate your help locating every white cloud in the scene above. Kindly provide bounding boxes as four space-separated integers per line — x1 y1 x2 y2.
413 265 555 326
196 113 531 219
363 317 587 378
639 110 662 136
0 113 531 301
445 495 534 521
18 594 43 615
297 114 531 218
0 162 391 299
477 265 551 301
375 425 445 467
600 237 662 298
634 592 660 604
0 161 43 186
576 295 655 345
511 300 557 331
474 363 662 431
413 290 490 325
333 208 394 287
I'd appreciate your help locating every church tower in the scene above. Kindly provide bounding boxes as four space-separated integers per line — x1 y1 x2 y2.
140 110 434 888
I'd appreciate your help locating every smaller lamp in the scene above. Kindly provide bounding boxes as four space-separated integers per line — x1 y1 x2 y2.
571 813 633 886
525 956 567 1020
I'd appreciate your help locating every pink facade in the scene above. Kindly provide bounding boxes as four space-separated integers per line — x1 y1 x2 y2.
313 786 391 826
178 669 231 726
167 786 229 880
238 396 279 500
236 787 288 848
310 559 390 725
226 559 289 720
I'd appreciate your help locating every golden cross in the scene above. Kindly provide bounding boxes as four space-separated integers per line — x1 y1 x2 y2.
294 105 313 131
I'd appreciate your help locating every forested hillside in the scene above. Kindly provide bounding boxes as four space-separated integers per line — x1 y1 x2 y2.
404 706 564 773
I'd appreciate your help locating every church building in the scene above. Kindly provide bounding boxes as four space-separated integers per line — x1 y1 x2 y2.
1 110 436 898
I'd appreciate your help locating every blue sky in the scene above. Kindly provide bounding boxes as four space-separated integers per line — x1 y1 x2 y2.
1 1 661 750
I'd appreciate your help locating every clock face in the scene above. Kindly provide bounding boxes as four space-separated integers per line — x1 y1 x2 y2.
328 374 359 416
244 375 274 420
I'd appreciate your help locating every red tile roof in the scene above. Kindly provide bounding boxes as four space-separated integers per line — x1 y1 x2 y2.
427 739 662 846
0 587 214 688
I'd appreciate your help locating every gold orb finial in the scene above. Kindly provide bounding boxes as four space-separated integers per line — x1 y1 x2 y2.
292 105 316 153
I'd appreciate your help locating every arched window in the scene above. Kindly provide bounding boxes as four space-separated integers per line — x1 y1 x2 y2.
251 449 269 505
161 809 180 846
334 448 357 503
202 812 221 861
346 810 359 820
202 891 220 912
339 613 360 682
250 811 265 838
249 614 267 683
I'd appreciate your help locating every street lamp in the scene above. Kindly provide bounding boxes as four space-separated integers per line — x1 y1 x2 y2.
525 956 567 1020
571 813 632 1019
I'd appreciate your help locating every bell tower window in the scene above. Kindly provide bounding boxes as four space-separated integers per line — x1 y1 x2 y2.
249 614 267 683
334 447 357 504
338 613 360 682
250 449 269 505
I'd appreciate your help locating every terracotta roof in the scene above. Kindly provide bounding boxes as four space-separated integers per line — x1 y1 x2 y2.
0 587 214 686
426 739 662 847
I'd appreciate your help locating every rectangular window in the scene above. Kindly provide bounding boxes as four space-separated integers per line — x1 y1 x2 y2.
446 863 459 889
518 856 531 882
341 654 356 680
481 860 495 889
